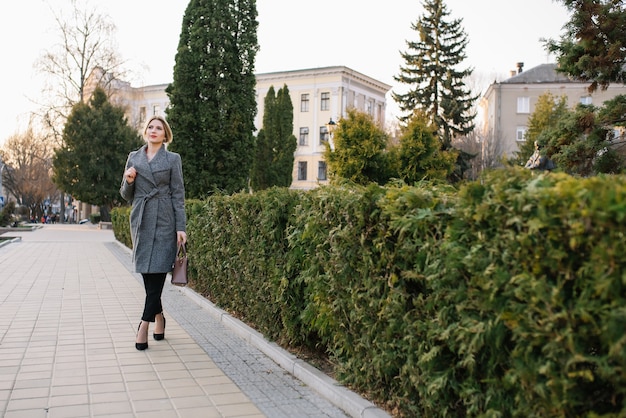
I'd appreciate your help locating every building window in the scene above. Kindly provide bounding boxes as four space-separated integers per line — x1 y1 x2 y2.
366 100 373 115
301 94 310 112
153 104 161 116
318 161 327 181
517 97 530 114
299 127 309 146
298 161 307 181
139 107 146 124
319 126 329 144
580 96 592 105
321 92 330 111
516 127 527 142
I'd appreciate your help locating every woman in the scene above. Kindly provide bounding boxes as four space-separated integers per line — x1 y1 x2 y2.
120 115 187 351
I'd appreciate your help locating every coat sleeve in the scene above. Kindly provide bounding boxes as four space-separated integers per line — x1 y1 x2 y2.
120 151 136 202
169 152 187 232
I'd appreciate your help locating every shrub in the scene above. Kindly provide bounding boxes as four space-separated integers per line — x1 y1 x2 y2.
110 207 131 248
0 200 16 226
90 212 101 224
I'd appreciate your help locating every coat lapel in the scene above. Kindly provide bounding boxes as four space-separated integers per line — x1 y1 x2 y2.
132 145 156 187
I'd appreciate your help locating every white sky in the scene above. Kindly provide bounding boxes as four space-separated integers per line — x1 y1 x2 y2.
0 0 570 143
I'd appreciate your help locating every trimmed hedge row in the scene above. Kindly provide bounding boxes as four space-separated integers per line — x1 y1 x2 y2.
111 207 131 248
111 170 626 417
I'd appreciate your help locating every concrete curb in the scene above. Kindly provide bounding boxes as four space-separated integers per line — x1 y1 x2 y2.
180 285 391 418
0 236 21 248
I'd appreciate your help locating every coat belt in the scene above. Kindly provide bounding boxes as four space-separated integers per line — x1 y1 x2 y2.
132 188 172 263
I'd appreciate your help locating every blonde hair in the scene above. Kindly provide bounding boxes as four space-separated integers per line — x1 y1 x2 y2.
143 115 173 143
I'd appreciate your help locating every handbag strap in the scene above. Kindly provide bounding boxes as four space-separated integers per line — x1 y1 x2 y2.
177 242 187 257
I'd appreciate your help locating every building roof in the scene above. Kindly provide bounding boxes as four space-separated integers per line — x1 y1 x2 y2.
255 65 392 92
502 63 573 84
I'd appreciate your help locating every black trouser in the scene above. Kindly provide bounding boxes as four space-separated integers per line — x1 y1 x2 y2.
141 273 166 322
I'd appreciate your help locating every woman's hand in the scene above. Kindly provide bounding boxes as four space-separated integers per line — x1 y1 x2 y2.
177 231 187 245
124 167 137 184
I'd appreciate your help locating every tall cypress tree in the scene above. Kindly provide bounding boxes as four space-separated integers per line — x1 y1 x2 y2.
272 85 297 188
250 84 297 191
250 86 276 191
393 0 477 150
166 0 259 198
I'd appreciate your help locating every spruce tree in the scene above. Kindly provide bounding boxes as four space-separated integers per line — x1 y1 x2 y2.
547 0 626 92
251 84 297 191
166 0 259 198
52 87 142 221
393 0 477 150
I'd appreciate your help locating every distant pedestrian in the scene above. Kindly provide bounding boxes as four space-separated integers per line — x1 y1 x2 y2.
120 115 187 351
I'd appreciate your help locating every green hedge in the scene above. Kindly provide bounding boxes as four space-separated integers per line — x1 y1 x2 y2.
186 189 301 342
112 169 626 417
111 206 132 248
89 212 101 224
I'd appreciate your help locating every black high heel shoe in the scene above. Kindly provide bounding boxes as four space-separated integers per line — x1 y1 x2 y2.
135 322 148 351
153 314 166 341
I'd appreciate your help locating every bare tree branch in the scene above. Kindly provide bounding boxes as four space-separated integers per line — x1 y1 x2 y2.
33 0 129 142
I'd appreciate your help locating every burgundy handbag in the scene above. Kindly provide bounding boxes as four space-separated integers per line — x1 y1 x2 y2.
171 242 188 286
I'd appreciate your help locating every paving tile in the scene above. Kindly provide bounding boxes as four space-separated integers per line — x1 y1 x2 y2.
48 393 89 407
216 403 265 417
129 388 168 401
49 384 88 397
4 408 49 418
91 400 134 415
47 404 91 418
5 396 49 411
177 407 223 418
170 395 214 409
132 398 174 413
90 390 129 403
7 387 49 400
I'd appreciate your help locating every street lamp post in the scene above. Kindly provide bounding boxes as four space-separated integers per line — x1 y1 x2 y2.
325 118 337 150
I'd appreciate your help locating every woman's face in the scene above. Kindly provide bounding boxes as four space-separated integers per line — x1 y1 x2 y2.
146 119 166 144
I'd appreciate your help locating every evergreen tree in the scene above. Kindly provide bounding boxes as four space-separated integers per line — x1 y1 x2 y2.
393 0 477 149
393 0 477 181
251 127 272 191
393 111 457 183
541 103 624 176
250 84 297 191
52 87 142 221
166 0 259 198
323 108 390 186
547 0 626 92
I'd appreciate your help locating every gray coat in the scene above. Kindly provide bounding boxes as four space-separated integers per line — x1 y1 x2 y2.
120 145 186 273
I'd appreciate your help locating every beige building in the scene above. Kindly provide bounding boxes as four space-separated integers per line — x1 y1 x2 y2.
255 66 391 189
479 62 626 164
107 66 391 190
